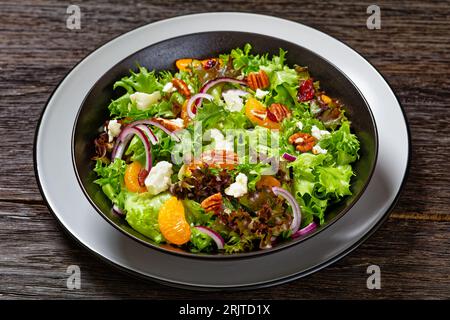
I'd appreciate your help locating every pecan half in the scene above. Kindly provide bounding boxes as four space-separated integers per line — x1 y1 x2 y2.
201 193 223 215
288 132 316 153
247 70 270 90
189 150 239 170
151 117 184 132
267 103 291 122
171 78 191 97
138 168 148 187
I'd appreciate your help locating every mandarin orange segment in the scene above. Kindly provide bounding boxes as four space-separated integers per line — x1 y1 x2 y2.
124 162 147 193
175 58 193 71
256 175 281 190
245 98 280 130
158 197 191 245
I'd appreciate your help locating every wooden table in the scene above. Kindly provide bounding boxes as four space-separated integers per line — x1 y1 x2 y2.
0 0 449 299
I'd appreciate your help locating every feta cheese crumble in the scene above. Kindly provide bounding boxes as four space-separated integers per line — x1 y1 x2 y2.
222 90 244 112
106 120 121 142
312 145 328 155
255 89 269 100
208 129 234 151
171 118 184 128
144 161 173 195
162 82 176 93
130 91 161 110
225 173 248 198
296 121 304 130
311 125 330 140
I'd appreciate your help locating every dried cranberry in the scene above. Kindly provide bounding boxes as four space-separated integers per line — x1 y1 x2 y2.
298 78 315 102
266 109 278 122
138 169 148 187
203 59 217 70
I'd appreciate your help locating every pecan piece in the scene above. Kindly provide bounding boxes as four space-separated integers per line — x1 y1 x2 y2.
246 70 270 90
267 103 291 122
151 117 184 132
288 132 316 153
201 193 223 215
171 78 191 97
138 168 148 187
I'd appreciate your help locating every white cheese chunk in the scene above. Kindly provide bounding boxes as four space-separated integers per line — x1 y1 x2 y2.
171 118 184 128
222 90 244 112
144 161 173 195
311 125 330 140
162 82 176 93
106 120 121 142
130 91 161 110
225 173 248 198
312 145 328 155
255 89 269 100
208 129 234 151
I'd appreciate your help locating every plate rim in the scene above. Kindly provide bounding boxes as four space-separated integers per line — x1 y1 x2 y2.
34 12 411 290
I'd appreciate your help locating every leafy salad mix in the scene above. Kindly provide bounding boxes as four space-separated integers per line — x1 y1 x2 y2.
92 44 360 254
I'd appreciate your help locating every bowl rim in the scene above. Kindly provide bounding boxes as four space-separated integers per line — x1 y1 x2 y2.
70 30 379 260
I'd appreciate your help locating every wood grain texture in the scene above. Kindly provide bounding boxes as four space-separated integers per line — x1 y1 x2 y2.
0 0 449 299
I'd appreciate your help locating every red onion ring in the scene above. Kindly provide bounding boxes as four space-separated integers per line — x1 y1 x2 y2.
135 124 158 145
272 186 301 233
282 152 297 162
292 222 317 239
112 204 125 217
111 126 152 173
194 226 224 250
129 119 181 142
186 93 213 119
196 77 247 107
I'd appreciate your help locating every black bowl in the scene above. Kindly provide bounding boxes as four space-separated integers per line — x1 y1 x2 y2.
72 31 378 259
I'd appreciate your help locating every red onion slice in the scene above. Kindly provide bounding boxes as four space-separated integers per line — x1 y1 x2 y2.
129 119 181 142
196 77 247 107
199 77 247 95
111 126 152 173
186 93 213 119
272 186 301 233
282 152 297 162
292 222 317 239
112 204 125 217
135 124 158 145
194 226 224 250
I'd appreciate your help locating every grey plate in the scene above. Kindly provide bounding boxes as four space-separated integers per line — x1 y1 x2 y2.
35 13 410 290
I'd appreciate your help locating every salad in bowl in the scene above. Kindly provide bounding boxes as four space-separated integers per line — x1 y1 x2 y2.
91 44 360 254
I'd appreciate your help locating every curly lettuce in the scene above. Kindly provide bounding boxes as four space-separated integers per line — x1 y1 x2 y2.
124 192 171 243
93 158 127 208
108 66 175 119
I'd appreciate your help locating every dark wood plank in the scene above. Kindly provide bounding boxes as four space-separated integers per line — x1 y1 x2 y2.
0 0 449 299
0 202 448 299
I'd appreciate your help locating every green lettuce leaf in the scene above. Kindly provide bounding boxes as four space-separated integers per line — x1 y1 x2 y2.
188 227 213 253
193 101 251 130
107 66 175 119
182 199 214 225
319 121 360 165
93 158 127 208
124 192 171 243
316 165 353 197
